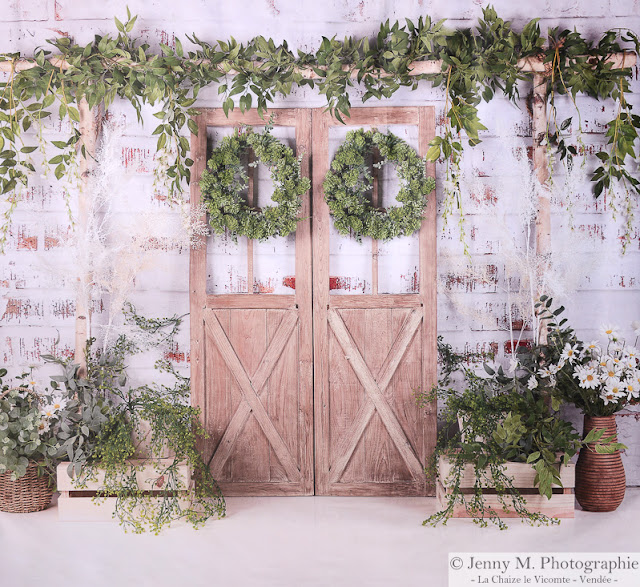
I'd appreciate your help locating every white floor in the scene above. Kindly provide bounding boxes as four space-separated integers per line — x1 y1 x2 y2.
2 490 640 587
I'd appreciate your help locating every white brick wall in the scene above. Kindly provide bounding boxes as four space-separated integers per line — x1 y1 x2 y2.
1 0 639 483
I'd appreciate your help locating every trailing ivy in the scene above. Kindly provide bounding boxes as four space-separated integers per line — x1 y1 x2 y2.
323 128 435 241
0 7 638 249
199 123 309 240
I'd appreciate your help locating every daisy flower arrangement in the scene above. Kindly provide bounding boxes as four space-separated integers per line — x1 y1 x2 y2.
522 298 640 417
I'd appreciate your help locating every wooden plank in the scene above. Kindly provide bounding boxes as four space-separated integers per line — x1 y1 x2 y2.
328 308 425 480
204 310 301 482
190 113 208 433
294 108 315 495
364 309 394 482
75 98 100 376
57 460 191 492
207 311 298 477
203 108 298 127
206 294 296 309
332 309 367 483
532 73 551 344
437 482 575 519
246 149 254 294
3 52 635 75
312 108 332 494
206 309 233 480
216 482 311 496
438 457 576 490
323 481 425 497
329 308 423 483
227 309 270 482
325 107 420 126
371 149 380 296
329 295 422 309
419 105 437 495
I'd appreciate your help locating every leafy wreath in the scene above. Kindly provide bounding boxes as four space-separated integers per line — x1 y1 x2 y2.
199 125 310 240
323 129 435 241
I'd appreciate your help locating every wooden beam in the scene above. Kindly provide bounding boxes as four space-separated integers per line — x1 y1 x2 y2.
532 73 550 345
0 51 635 75
74 98 100 376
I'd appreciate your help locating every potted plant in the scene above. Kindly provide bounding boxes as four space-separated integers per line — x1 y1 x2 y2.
0 369 63 513
420 336 623 529
48 307 226 533
525 297 639 512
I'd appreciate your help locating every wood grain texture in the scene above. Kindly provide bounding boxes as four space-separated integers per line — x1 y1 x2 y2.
313 106 436 496
419 106 437 495
192 108 312 495
190 113 208 437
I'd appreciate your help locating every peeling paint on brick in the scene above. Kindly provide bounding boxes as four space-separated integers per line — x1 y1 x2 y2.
504 339 533 354
1 298 44 322
282 276 296 290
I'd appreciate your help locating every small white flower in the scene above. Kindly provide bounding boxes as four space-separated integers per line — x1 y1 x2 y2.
577 367 599 390
560 343 579 364
538 367 552 379
601 324 621 341
527 376 538 390
624 380 639 399
548 363 562 375
38 420 50 435
508 358 518 375
584 341 601 355
601 392 618 406
605 378 625 398
610 341 625 353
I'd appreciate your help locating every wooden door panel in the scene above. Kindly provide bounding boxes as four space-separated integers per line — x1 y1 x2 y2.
312 107 438 496
190 109 313 496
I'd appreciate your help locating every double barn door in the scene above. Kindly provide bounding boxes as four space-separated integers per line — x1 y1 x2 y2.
190 107 436 496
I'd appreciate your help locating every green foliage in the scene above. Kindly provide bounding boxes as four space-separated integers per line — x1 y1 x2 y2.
199 124 309 241
323 128 435 241
0 7 638 250
418 336 622 529
50 308 225 533
0 371 59 481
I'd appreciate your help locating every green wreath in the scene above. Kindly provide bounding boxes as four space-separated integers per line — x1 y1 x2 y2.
323 128 435 241
200 126 310 240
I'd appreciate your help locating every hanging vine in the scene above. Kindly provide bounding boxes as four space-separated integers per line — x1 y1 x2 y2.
0 6 638 250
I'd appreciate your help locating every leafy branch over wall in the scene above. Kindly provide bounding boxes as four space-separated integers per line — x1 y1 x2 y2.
0 6 638 250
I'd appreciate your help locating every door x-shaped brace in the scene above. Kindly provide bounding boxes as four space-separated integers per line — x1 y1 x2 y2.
204 309 302 481
327 308 425 483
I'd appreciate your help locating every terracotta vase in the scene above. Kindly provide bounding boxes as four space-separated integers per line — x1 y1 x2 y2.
575 415 625 512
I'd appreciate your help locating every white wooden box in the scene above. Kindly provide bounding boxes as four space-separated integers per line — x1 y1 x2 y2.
437 455 575 519
57 459 191 521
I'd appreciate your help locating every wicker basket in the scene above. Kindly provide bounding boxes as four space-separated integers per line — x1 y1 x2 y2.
0 461 53 513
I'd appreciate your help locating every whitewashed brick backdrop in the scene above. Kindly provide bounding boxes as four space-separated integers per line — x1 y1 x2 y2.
1 0 639 483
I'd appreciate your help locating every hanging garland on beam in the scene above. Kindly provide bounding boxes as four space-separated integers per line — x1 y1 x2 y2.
324 128 435 241
199 124 309 240
0 7 639 250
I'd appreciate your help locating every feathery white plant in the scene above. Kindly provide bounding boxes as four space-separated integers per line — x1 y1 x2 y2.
439 137 608 356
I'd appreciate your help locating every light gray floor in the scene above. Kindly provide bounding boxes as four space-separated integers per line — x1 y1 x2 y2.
2 490 639 587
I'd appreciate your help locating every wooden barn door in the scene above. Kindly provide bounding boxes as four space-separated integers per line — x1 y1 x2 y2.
190 109 313 496
312 107 437 496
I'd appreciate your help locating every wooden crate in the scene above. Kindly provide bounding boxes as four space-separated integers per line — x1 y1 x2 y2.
436 456 575 519
57 459 191 521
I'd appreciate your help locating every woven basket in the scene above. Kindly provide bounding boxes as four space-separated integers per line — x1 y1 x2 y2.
0 461 53 513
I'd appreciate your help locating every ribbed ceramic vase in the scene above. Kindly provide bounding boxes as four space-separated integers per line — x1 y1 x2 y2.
575 415 625 512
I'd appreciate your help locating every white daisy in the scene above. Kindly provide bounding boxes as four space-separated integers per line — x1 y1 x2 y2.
578 367 599 390
527 376 538 390
624 380 639 399
605 378 625 398
601 324 621 340
601 392 618 405
560 343 580 364
583 341 601 355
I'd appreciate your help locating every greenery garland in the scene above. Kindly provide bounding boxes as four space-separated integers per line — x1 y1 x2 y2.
323 128 435 241
0 7 638 249
199 125 309 240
